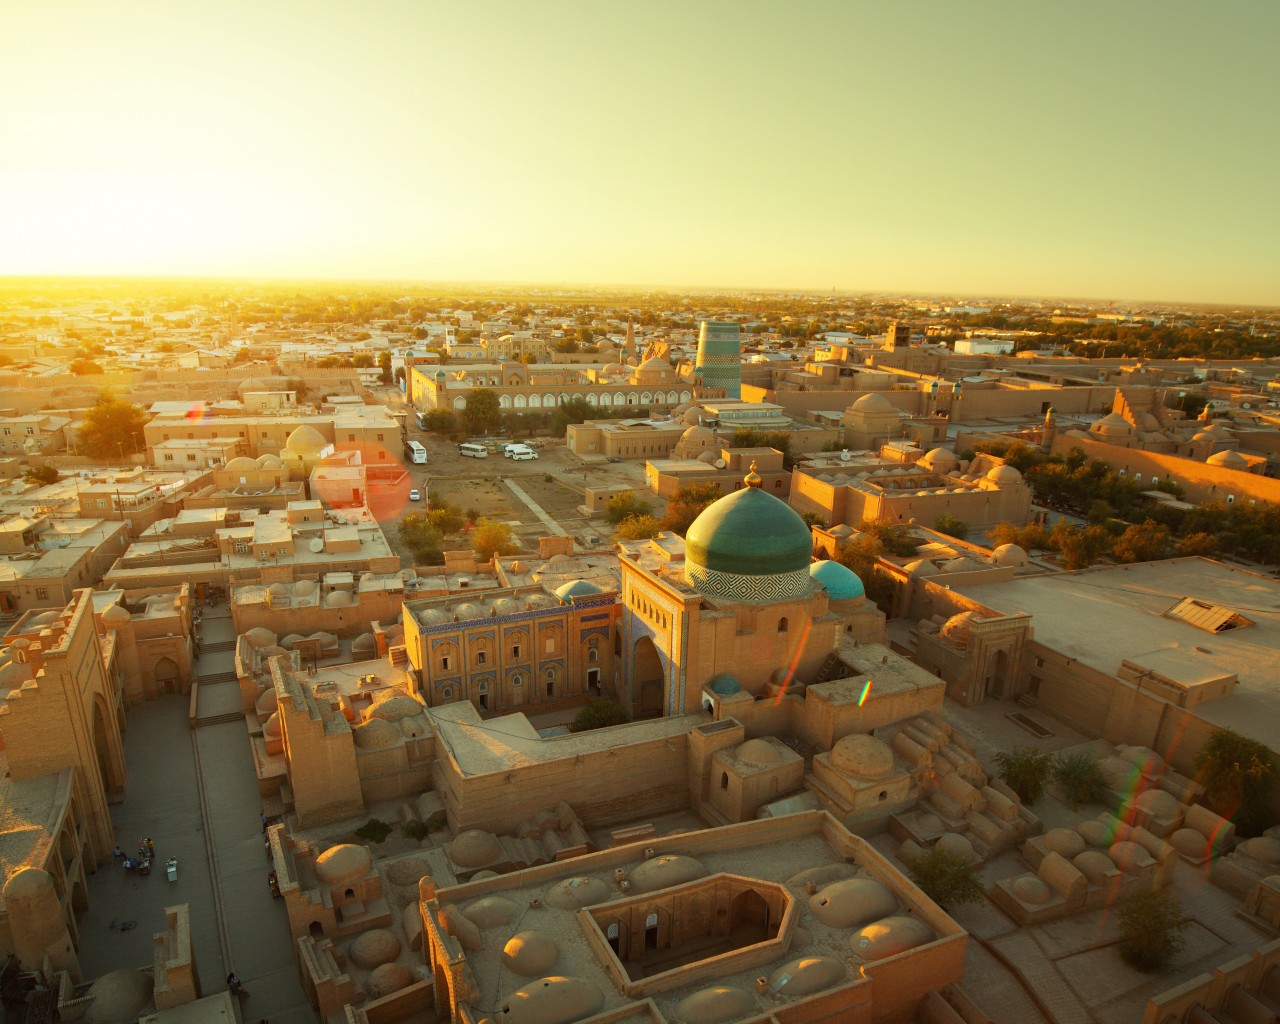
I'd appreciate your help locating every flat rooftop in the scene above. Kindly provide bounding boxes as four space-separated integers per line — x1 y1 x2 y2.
951 557 1280 745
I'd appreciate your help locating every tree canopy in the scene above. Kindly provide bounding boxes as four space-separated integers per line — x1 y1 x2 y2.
462 388 500 435
472 517 518 561
660 483 722 535
78 393 147 457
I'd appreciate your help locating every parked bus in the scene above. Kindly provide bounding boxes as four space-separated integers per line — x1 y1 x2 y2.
404 440 428 464
458 442 489 458
415 411 428 429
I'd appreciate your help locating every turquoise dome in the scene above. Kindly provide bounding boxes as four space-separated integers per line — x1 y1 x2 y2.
710 673 740 695
554 579 603 601
809 560 865 600
685 484 813 577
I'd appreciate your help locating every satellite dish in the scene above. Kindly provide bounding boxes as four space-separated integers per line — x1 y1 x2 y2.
714 459 726 469
1242 402 1252 409
309 537 324 553
839 449 851 462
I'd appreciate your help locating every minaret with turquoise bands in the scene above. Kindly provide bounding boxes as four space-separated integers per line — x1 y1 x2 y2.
694 321 742 400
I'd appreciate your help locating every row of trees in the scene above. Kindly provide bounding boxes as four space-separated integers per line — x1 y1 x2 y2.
398 497 517 566
419 391 632 440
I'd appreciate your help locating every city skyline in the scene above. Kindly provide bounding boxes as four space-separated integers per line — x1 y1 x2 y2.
1 1 1277 305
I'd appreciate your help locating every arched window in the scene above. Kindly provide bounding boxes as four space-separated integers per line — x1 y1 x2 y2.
720 772 729 790
441 686 454 701
511 672 522 687
588 649 598 662
477 679 488 711
778 617 788 633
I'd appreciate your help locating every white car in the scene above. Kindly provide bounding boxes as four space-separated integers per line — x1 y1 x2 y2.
408 489 422 502
503 443 534 458
510 450 538 461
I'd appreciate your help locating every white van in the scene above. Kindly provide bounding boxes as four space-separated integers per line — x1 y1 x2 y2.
503 443 534 458
458 442 489 458
510 449 538 461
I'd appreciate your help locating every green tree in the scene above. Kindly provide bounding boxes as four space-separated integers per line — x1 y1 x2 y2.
399 514 443 564
606 492 653 525
552 396 594 433
78 393 147 457
1112 520 1171 563
993 746 1055 805
906 845 984 910
832 535 895 612
1176 531 1218 557
798 510 827 529
933 514 969 540
377 350 392 384
24 464 60 486
1116 890 1187 972
1195 728 1276 835
69 358 103 375
421 409 457 434
472 517 517 561
1051 521 1112 570
660 483 722 536
1054 752 1109 810
615 514 661 540
462 388 500 435
571 699 628 732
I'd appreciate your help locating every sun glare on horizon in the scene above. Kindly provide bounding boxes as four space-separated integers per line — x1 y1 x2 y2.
0 0 1277 303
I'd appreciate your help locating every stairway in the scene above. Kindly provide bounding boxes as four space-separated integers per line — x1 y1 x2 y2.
202 639 237 653
198 669 238 685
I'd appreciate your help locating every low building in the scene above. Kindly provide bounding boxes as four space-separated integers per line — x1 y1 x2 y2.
645 448 790 499
0 515 129 614
0 414 71 456
92 586 196 701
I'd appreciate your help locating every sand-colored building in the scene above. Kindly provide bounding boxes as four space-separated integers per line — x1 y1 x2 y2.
789 447 1033 534
644 448 790 499
0 515 129 614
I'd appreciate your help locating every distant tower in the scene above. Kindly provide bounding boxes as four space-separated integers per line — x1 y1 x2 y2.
694 321 742 400
624 321 635 361
885 321 909 350
1042 406 1056 451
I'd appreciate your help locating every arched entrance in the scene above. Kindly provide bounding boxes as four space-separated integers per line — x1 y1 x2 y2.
729 888 770 940
92 695 125 797
633 637 665 719
153 656 179 695
986 649 1010 699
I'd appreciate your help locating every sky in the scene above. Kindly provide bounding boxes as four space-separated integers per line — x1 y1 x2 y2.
1 1 1277 304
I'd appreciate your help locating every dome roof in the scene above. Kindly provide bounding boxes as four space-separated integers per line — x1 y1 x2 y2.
449 829 502 868
637 356 669 373
809 560 865 600
1206 449 1248 469
264 712 282 738
245 627 276 648
685 485 812 578
709 673 740 695
1238 837 1280 864
101 603 131 626
498 977 604 1024
84 969 154 1024
352 718 399 749
367 963 414 999
985 464 1022 484
921 447 958 471
386 856 430 887
368 693 424 721
1090 413 1135 437
554 579 603 601
545 875 611 910
697 450 719 464
827 523 855 538
940 611 983 646
286 424 328 453
464 896 521 929
903 559 940 577
628 854 707 894
255 687 278 715
350 929 402 968
1042 828 1086 858
502 931 560 977
768 956 845 997
225 456 258 473
257 453 284 469
808 878 896 928
680 425 717 446
990 543 1029 567
673 986 756 1024
850 393 893 413
936 833 975 861
735 739 781 766
315 844 372 885
1133 788 1179 818
851 916 934 960
1011 875 1052 905
830 734 894 779
1073 850 1118 884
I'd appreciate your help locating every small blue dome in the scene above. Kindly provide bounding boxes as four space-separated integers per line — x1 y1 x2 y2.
554 579 603 601
809 560 865 600
710 673 741 695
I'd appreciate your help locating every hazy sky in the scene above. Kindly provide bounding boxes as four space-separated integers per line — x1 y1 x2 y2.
1 1 1276 303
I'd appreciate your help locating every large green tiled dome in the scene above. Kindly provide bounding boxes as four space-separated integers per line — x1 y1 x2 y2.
685 482 812 577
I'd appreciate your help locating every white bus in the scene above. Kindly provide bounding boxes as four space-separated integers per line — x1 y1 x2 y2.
404 440 428 464
458 442 489 458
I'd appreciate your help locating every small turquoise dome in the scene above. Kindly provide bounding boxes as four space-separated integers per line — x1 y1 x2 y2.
809 560 865 600
554 579 603 601
685 479 812 577
710 673 740 695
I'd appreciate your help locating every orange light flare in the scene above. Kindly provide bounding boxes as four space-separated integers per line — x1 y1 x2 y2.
313 441 417 523
771 618 813 706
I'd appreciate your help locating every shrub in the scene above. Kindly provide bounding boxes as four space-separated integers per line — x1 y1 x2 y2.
1117 889 1186 972
571 700 629 733
606 492 652 525
615 514 661 540
992 746 1055 805
907 845 984 910
400 820 430 841
1195 727 1277 836
933 514 969 540
354 818 393 844
1054 752 1109 810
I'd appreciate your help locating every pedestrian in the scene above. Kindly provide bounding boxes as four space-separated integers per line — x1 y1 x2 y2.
112 846 124 861
260 813 268 833
227 973 247 998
